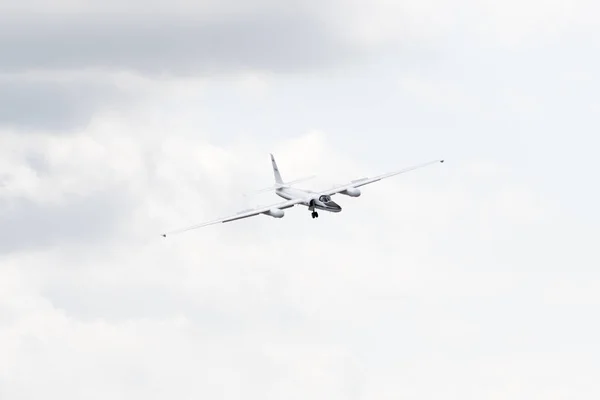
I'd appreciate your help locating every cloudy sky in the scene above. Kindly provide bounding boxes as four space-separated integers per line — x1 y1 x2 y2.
1 0 600 398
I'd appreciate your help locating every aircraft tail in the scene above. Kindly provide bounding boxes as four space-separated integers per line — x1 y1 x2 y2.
242 154 314 196
270 153 284 185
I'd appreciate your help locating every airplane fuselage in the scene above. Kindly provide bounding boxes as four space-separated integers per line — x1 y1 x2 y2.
276 187 342 213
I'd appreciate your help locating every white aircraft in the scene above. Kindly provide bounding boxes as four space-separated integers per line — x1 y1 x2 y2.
162 154 444 237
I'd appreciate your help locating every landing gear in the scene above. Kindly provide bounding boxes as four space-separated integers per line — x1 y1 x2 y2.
309 198 319 219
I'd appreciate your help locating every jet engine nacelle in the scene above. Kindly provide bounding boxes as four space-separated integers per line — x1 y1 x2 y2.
341 187 361 197
264 208 285 218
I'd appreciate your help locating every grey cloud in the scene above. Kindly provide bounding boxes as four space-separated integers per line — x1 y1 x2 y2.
0 188 129 254
0 13 359 75
0 11 359 131
0 79 124 131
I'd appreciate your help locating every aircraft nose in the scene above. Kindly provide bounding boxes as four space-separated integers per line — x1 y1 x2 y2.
330 201 342 211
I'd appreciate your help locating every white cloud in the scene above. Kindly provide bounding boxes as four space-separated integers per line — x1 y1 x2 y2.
2 0 600 397
2 107 599 397
398 75 478 112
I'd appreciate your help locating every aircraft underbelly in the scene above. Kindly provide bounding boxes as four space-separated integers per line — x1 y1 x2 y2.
315 203 342 212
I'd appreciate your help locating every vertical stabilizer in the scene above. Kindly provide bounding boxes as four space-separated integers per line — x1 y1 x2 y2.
270 153 284 185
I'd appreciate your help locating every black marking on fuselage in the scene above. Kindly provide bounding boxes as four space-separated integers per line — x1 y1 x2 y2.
314 201 342 213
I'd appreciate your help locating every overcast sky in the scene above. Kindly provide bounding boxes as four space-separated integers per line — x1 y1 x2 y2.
1 1 599 399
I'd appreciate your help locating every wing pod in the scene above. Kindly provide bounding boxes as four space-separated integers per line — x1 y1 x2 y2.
341 187 361 197
263 208 285 218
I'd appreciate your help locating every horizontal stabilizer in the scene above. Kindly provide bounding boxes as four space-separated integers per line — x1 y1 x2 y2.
244 175 316 196
279 175 317 187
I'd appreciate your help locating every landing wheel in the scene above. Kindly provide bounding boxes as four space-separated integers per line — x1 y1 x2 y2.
311 211 319 219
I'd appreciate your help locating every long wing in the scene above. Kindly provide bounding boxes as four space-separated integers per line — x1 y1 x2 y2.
318 159 444 197
161 197 306 237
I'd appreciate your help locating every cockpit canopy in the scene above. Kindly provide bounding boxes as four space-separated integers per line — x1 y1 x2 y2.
319 195 332 203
